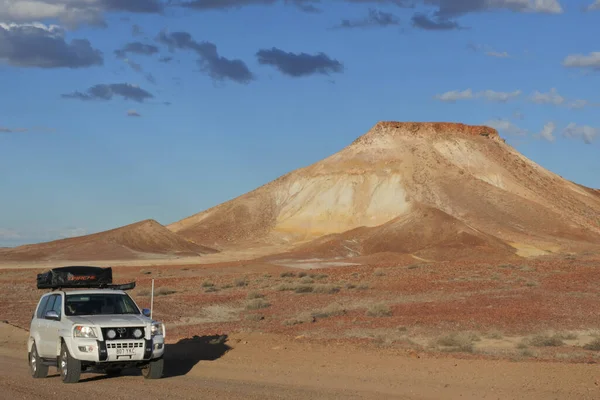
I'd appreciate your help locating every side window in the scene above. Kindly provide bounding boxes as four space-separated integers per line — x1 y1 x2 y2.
35 295 50 319
51 294 62 318
44 295 56 317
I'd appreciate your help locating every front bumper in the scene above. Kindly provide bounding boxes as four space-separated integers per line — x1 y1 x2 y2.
69 335 165 363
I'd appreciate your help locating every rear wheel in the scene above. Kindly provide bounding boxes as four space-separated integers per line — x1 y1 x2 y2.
59 342 81 383
29 342 48 378
141 357 164 379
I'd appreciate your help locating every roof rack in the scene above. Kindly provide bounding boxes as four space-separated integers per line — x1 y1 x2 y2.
37 266 135 291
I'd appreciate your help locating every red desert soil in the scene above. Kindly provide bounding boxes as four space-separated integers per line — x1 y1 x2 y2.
3 253 600 364
0 219 217 262
3 321 600 399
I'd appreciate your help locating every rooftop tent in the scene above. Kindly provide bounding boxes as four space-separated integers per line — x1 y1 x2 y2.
37 266 113 289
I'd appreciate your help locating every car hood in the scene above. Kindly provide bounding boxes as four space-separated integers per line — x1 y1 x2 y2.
67 314 151 327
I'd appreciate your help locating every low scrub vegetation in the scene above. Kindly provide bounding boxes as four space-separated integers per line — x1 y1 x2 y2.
583 338 600 351
529 335 564 347
247 291 264 299
434 332 480 353
246 298 271 310
155 287 176 296
366 303 392 317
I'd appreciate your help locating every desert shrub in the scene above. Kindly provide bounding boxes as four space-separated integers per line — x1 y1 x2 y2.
486 330 504 339
137 290 150 297
245 298 270 310
201 281 214 288
554 332 578 341
140 270 152 275
205 287 219 293
297 271 307 278
311 303 346 319
357 283 370 290
310 274 328 280
435 333 478 353
346 283 357 289
235 278 248 287
313 284 340 294
373 268 385 276
280 272 296 278
530 335 564 347
366 303 392 317
156 287 176 296
520 349 536 357
294 285 314 293
583 338 600 351
221 284 233 289
246 291 264 299
300 276 314 284
276 283 297 291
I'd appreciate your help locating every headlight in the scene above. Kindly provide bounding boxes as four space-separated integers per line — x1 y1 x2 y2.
151 322 164 337
73 325 97 338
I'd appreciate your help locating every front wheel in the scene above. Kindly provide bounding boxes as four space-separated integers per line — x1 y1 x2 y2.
29 342 48 378
141 357 164 379
59 342 81 383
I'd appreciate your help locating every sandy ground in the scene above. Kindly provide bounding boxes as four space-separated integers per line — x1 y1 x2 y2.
2 322 600 400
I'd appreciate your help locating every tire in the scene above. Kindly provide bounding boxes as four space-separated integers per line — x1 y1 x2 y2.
59 342 81 383
29 342 49 378
141 357 164 379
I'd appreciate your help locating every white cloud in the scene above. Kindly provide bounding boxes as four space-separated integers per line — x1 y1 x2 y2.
562 52 600 70
468 43 511 58
486 51 510 58
529 0 563 13
0 0 162 27
434 89 474 102
0 228 20 240
57 227 87 238
435 89 521 103
0 0 104 27
485 119 529 136
530 88 564 105
567 99 589 109
563 123 598 144
587 0 600 11
538 122 556 142
479 90 522 102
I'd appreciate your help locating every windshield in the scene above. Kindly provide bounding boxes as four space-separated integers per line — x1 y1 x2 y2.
65 293 140 316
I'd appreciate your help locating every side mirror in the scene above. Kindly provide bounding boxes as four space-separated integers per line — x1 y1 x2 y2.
44 310 60 321
142 308 151 317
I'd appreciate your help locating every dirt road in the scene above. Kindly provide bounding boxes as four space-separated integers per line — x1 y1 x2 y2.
1 322 599 400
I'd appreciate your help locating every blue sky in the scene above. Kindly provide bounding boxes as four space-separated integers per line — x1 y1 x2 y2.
1 0 599 246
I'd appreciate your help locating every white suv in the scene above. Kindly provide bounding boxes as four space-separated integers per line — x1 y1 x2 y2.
28 267 166 383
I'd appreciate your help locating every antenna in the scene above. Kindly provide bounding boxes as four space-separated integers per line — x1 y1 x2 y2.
150 278 155 320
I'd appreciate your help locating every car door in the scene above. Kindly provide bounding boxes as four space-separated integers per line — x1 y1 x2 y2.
46 293 63 357
39 294 60 357
30 294 51 353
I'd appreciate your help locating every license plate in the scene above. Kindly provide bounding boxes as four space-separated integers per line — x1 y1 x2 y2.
116 348 136 355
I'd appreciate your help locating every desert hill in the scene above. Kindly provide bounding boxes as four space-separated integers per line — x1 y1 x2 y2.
169 122 600 258
0 219 218 262
2 121 599 265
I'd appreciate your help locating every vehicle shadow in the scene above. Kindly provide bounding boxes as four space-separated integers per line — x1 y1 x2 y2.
163 334 231 378
77 334 231 382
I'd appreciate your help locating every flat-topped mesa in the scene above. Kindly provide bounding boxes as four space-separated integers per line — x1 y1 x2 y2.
351 121 500 146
